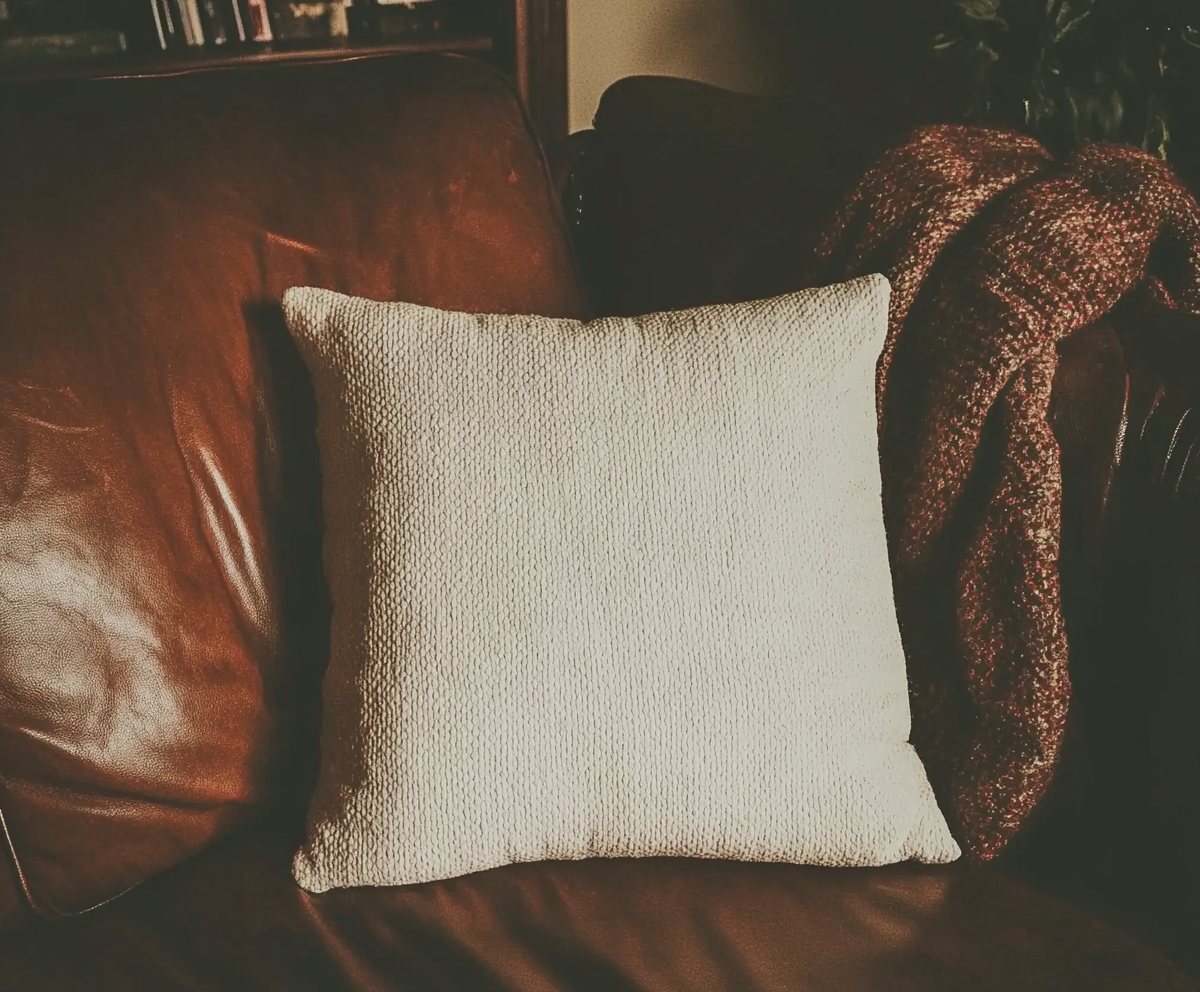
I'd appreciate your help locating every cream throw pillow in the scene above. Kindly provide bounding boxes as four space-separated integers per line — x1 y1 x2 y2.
283 274 960 893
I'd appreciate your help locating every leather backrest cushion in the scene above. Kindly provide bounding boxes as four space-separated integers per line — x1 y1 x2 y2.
0 53 587 925
576 75 902 318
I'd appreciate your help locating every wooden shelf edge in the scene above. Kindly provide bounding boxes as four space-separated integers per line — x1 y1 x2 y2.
0 35 494 83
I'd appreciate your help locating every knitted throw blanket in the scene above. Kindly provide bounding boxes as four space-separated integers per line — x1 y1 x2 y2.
808 125 1200 860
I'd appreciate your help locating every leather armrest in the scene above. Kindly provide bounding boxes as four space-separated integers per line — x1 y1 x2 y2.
1050 299 1200 975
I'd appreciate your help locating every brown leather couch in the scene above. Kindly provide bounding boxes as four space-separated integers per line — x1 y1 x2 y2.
0 53 1195 991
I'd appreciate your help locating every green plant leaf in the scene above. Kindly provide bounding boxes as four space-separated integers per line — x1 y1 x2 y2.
925 0 1200 184
955 0 1005 22
1054 8 1093 43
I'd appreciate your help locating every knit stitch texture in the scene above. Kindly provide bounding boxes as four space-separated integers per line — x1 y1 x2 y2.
283 275 960 892
808 126 1200 860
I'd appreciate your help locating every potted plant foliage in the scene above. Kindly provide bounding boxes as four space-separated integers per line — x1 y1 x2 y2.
926 0 1200 186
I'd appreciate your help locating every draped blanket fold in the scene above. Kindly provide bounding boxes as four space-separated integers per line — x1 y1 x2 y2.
808 125 1200 860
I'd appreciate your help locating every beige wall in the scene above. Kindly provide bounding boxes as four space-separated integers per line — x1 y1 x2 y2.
567 0 781 133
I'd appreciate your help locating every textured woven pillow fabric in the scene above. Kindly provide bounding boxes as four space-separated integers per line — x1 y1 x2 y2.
282 274 960 892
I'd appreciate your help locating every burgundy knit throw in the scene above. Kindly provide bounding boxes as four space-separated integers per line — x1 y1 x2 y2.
808 125 1200 860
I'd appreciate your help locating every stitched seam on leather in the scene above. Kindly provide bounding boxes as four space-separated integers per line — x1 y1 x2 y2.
0 802 37 915
1105 373 1130 512
1139 384 1166 442
0 768 231 919
1174 436 1198 497
1162 407 1192 483
0 791 160 920
31 874 152 920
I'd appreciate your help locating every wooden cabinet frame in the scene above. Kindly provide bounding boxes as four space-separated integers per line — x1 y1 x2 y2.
514 0 567 142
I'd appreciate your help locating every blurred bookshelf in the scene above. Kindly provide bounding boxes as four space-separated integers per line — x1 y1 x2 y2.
0 0 567 140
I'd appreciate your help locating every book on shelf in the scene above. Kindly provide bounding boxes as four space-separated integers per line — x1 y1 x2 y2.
154 0 202 48
245 0 271 41
0 28 126 64
264 2 441 45
222 0 258 43
1 0 470 70
0 0 129 62
268 1 349 41
147 0 168 47
150 0 269 50
197 0 229 45
182 0 204 46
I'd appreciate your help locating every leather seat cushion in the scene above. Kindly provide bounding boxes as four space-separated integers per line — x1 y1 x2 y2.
0 828 1191 992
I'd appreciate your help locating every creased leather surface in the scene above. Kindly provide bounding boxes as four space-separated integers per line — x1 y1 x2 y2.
0 827 1192 992
0 52 587 924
